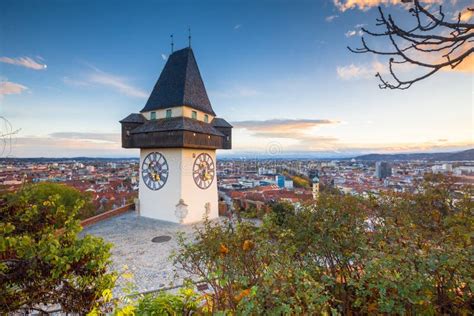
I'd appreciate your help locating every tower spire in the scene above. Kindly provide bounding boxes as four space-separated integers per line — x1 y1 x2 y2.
170 34 174 53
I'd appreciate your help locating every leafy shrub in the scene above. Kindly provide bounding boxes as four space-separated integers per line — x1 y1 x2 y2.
239 204 262 219
173 176 473 314
136 288 200 315
270 201 295 225
0 184 115 314
108 287 201 316
5 182 96 220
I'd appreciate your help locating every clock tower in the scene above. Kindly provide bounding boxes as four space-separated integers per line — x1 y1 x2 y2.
120 47 232 224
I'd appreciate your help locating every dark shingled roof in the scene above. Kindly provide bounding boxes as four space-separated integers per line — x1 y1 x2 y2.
119 113 146 123
212 117 233 128
140 48 216 116
131 117 224 137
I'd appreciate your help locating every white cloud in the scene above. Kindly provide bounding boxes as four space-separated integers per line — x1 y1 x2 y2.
88 72 147 98
325 15 339 22
234 24 242 30
336 61 386 80
350 30 363 37
161 54 168 61
345 30 357 37
0 56 47 70
0 81 28 96
64 65 147 98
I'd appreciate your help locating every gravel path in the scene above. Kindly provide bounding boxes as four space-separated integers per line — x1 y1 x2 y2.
81 211 198 296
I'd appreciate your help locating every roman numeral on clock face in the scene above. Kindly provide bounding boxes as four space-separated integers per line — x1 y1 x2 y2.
193 153 215 189
141 152 169 191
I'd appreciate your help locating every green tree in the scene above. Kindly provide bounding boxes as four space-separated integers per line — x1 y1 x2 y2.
271 201 295 226
173 176 473 314
11 182 96 220
0 184 116 314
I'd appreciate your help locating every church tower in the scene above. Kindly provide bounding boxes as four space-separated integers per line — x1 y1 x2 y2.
120 47 232 224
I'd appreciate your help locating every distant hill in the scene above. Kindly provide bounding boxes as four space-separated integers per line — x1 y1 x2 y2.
354 149 474 162
1 149 472 162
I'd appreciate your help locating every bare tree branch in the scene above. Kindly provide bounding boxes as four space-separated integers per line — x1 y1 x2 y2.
348 0 473 89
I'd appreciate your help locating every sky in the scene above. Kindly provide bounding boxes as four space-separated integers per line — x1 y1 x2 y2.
0 0 472 158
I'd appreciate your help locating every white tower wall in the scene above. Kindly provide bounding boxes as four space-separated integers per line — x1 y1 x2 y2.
139 148 218 224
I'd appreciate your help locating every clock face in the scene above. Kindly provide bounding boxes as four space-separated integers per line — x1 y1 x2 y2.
141 152 169 190
193 153 215 189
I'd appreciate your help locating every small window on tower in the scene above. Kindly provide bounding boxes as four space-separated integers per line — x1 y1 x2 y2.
204 114 209 123
150 111 156 120
192 111 197 120
166 109 172 118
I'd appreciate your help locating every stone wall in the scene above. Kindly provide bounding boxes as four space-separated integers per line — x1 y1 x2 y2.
80 203 135 228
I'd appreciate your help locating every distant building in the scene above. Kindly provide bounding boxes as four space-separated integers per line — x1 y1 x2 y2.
284 179 294 189
442 163 453 172
275 175 285 188
86 165 96 173
454 166 474 175
432 163 453 174
375 162 392 180
258 167 276 175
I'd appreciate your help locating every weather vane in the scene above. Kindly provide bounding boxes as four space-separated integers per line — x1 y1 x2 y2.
170 34 174 53
188 27 191 48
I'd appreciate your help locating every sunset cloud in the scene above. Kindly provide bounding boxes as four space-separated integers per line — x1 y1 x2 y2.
233 119 339 133
453 6 474 22
0 81 28 96
448 54 474 72
0 56 47 70
459 8 473 21
410 40 474 74
232 119 342 151
333 0 442 12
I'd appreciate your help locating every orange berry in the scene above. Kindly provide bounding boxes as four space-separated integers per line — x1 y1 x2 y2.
242 240 254 251
219 243 229 255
